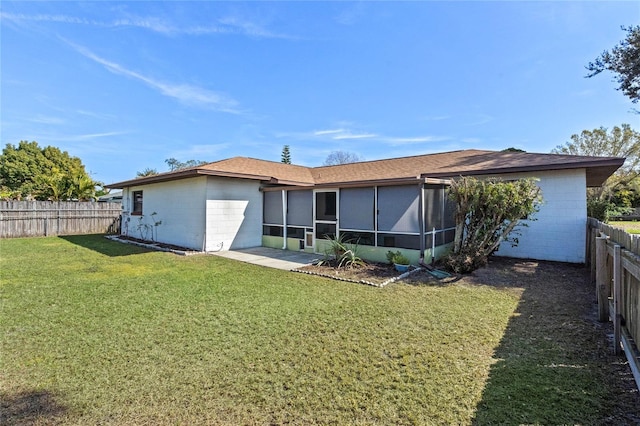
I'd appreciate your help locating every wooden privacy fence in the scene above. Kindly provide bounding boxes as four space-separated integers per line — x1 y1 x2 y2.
0 200 121 238
587 218 640 390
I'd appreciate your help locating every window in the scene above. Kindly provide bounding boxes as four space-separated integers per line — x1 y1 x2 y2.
315 192 337 221
263 191 283 225
340 187 374 230
132 191 143 215
287 190 313 227
377 185 420 233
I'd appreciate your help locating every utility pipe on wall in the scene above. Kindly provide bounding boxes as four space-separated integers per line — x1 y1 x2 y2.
282 190 287 250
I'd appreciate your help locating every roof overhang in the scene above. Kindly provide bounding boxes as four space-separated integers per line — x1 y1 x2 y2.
106 169 313 189
420 157 624 187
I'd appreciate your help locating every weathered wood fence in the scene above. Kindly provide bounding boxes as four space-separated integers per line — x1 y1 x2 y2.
0 201 121 238
587 218 640 390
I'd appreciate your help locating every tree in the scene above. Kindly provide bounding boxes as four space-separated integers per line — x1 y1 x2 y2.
136 168 158 177
165 158 208 171
323 151 363 166
0 141 98 200
444 177 542 273
551 124 640 201
586 25 640 104
281 145 291 164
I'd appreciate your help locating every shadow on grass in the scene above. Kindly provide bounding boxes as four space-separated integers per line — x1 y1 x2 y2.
0 390 67 426
60 234 153 257
471 258 640 425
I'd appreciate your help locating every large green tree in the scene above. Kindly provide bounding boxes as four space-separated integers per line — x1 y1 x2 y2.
586 25 640 104
0 141 99 200
552 124 640 201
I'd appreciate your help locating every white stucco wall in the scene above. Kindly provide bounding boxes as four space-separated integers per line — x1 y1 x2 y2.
205 177 263 251
121 177 207 250
492 169 587 263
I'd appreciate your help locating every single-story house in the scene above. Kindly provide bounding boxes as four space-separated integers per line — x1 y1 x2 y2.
106 149 624 264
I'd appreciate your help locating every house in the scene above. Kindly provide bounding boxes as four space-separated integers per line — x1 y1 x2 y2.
106 149 624 264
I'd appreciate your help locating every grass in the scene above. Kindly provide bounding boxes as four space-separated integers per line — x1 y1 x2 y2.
609 220 640 234
1 235 638 425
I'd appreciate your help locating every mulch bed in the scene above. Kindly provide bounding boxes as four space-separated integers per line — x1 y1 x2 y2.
108 235 200 254
295 260 450 286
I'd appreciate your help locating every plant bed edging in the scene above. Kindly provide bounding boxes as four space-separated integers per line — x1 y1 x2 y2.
292 266 424 288
106 235 201 256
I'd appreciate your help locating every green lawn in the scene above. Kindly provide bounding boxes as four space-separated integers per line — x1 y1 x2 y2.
609 220 640 234
1 235 637 425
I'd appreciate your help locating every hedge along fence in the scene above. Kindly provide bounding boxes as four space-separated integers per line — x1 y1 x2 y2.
0 200 121 238
587 217 640 391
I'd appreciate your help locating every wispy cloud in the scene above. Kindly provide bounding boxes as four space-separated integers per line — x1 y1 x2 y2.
43 131 129 142
281 126 448 146
29 115 66 125
1 11 294 39
465 114 493 126
384 136 450 146
66 41 242 113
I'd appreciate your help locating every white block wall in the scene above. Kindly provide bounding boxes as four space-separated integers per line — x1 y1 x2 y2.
121 177 207 250
493 169 587 263
205 177 263 251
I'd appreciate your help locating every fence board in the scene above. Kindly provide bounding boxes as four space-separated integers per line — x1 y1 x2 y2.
0 201 121 238
589 217 640 391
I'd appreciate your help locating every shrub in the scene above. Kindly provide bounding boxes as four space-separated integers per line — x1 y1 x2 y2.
444 177 542 273
386 250 410 265
321 234 364 269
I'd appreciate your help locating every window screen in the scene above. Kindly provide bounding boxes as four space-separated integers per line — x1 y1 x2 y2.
316 192 337 221
377 185 420 233
263 191 283 224
132 191 143 215
287 190 312 227
424 186 444 231
340 187 374 230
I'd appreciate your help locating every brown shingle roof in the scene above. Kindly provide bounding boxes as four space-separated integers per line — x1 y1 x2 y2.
107 149 624 189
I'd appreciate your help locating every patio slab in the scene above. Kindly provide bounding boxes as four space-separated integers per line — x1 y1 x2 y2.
209 247 322 271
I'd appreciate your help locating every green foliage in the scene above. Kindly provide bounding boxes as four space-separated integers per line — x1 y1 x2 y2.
386 250 410 265
586 25 640 104
321 234 364 269
165 158 208 171
136 167 158 177
0 141 99 200
281 145 291 164
445 177 542 273
587 197 612 222
552 124 640 202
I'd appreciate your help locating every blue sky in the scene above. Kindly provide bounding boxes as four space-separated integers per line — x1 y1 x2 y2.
1 1 638 185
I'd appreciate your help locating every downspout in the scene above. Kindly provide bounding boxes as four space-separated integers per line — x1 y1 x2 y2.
418 181 425 264
282 189 287 250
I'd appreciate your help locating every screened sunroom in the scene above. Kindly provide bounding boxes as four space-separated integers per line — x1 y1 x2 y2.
261 181 456 264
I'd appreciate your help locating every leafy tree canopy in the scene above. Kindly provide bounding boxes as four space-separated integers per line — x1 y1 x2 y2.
136 168 159 177
323 151 363 166
165 158 208 171
445 177 542 273
586 25 640 104
551 124 640 200
0 141 99 201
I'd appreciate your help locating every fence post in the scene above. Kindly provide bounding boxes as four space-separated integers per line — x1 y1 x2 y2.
596 235 610 322
613 245 622 355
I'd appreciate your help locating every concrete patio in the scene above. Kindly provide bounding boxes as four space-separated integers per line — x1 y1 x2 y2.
209 247 322 271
